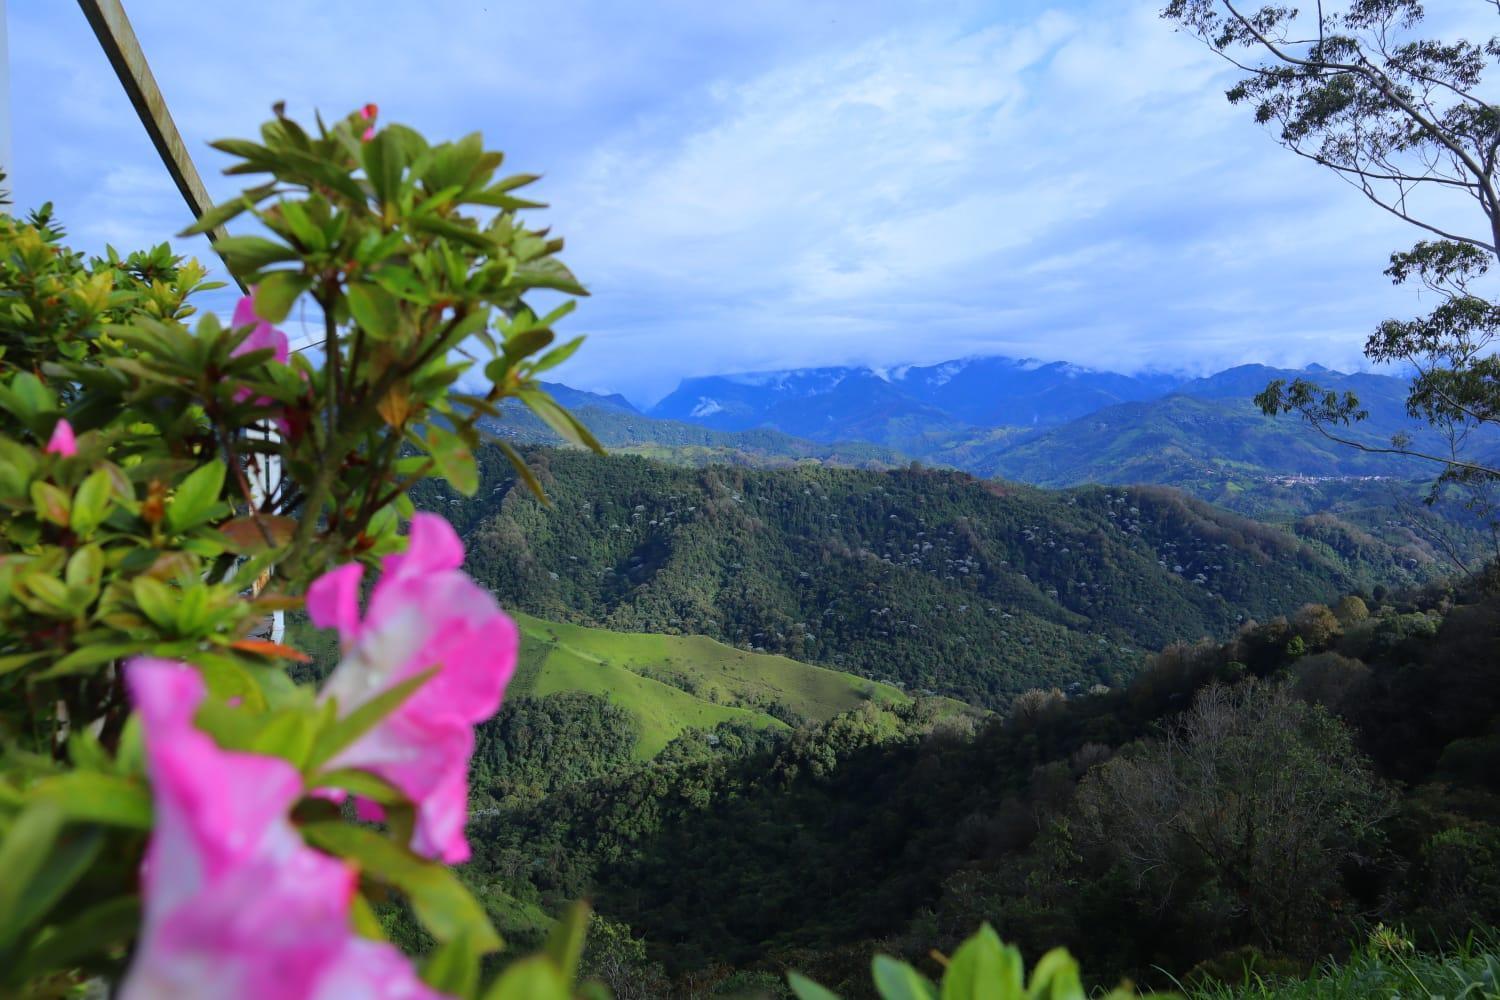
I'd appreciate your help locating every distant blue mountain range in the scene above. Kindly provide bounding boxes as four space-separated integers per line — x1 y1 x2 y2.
643 357 1405 444
531 357 1496 491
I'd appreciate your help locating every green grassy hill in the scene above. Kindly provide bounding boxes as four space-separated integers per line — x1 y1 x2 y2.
509 611 908 757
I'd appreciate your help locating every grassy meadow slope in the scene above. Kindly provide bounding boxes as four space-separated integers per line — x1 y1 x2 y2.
510 612 910 757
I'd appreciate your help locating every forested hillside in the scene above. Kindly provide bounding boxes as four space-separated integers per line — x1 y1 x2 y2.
418 447 1445 708
461 575 1500 996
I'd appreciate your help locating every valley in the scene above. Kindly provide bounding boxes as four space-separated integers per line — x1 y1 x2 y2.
439 354 1500 993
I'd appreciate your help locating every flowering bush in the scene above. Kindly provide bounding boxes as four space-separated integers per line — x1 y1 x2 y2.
0 107 599 998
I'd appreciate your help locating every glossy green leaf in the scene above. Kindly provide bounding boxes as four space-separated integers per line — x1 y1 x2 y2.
179 195 251 236
253 271 312 324
1026 948 1086 1000
307 667 436 769
481 956 570 1000
0 799 65 948
29 481 70 527
421 929 482 996
942 924 1022 1000
214 235 300 274
873 956 938 1000
7 895 141 984
347 281 401 340
531 335 585 374
300 822 501 951
131 577 178 632
69 470 114 536
362 130 407 206
2 826 105 952
167 459 227 532
545 900 591 985
423 426 478 496
517 390 603 454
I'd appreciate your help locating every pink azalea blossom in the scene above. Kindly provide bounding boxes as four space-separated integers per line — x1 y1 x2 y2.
229 292 291 424
121 659 444 1000
308 513 517 863
45 418 76 457
231 292 291 365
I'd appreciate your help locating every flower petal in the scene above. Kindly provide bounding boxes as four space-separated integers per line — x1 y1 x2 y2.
45 418 77 457
307 563 365 644
121 659 444 1000
316 516 517 862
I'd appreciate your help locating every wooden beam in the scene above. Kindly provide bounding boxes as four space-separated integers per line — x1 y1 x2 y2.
75 0 245 291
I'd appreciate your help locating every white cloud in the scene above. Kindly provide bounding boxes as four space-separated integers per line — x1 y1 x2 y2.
8 1 1473 404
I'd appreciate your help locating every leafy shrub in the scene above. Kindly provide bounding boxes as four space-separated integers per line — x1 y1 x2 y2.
0 105 603 999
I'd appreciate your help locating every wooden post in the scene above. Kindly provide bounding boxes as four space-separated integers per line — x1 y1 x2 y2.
77 1 282 641
75 0 245 291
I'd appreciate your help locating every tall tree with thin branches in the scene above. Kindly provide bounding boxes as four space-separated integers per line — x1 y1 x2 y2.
1163 1 1500 534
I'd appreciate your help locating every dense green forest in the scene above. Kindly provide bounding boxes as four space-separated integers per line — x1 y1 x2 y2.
452 571 1500 997
417 446 1451 708
397 445 1499 995
499 399 1492 569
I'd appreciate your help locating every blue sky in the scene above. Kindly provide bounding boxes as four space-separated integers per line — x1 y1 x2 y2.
7 1 1471 404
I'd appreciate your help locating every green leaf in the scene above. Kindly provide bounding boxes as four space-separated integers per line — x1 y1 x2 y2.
545 901 591 985
7 896 141 984
179 195 251 236
215 235 300 274
790 972 844 1000
503 327 555 361
253 271 312 324
0 651 47 677
70 470 114 537
308 667 437 769
30 481 70 527
0 799 65 948
300 822 501 951
64 544 104 596
132 577 178 631
873 956 938 1000
517 390 603 454
362 130 407 206
421 930 483 996
347 282 401 340
312 768 409 805
941 924 1022 1000
423 426 478 496
494 440 548 503
481 956 570 1000
2 826 105 952
167 459 227 532
36 642 143 680
1025 948 1086 1000
6 372 56 421
250 709 318 768
531 335 585 375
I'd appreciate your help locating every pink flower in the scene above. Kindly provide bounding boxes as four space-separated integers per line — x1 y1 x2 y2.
360 103 379 121
121 659 444 1000
45 418 76 457
231 292 291 365
362 126 377 142
308 513 517 863
230 292 291 418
